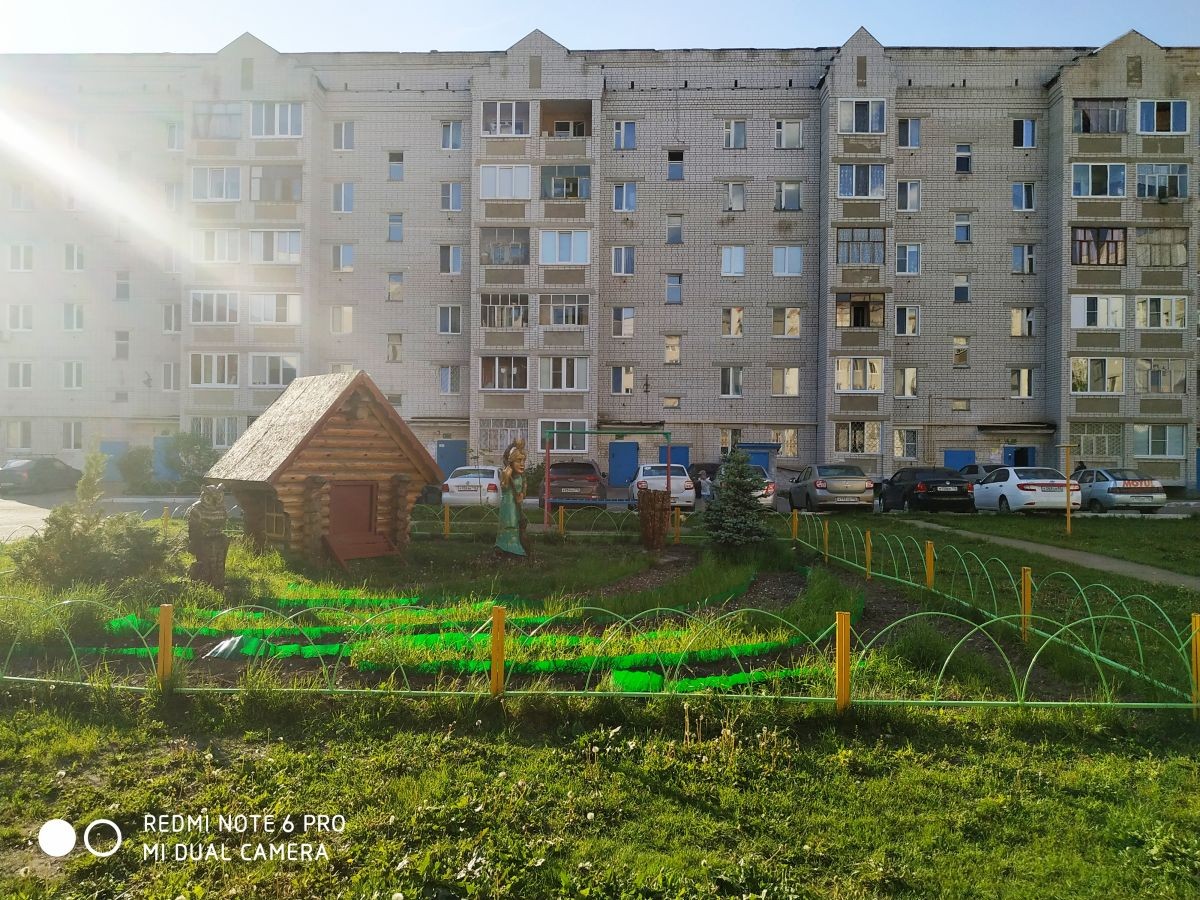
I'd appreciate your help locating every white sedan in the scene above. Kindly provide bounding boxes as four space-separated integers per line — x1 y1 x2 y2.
628 464 696 509
971 466 1081 513
440 466 502 506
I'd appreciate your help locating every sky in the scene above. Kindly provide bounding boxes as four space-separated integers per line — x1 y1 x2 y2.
3 0 1199 54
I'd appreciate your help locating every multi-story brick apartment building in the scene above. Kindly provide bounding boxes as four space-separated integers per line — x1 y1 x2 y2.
1 28 1196 490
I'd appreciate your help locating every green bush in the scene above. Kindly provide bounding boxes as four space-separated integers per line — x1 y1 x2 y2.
703 450 770 548
116 446 156 494
166 432 221 491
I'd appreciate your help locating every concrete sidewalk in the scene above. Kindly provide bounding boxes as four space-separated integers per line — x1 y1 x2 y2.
907 519 1200 593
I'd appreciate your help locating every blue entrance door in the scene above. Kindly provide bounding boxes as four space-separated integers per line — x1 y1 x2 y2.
658 445 689 470
943 449 976 470
152 435 178 481
608 441 640 492
98 441 128 480
1001 446 1037 466
435 440 468 479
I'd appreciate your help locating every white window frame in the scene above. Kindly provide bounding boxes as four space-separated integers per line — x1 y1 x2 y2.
1070 357 1125 394
7 304 32 331
191 166 241 202
481 101 531 138
1136 100 1189 135
1013 244 1036 274
1135 296 1187 329
539 231 590 266
894 428 919 459
613 121 637 150
540 294 588 327
6 419 32 450
332 244 354 273
251 101 302 138
1011 307 1036 337
539 356 589 392
249 293 300 324
1013 118 1036 148
897 180 921 212
162 362 180 392
775 181 802 211
162 303 182 334
719 366 744 398
63 303 83 332
1135 163 1188 200
189 352 239 387
772 246 803 277
835 421 881 455
1070 295 1124 329
1072 163 1126 198
64 243 84 271
438 304 462 335
387 213 404 242
441 120 463 149
249 353 299 388
610 365 635 395
838 99 886 134
898 118 920 148
62 361 83 390
613 182 637 212
772 307 801 338
166 121 183 151
896 244 921 275
838 164 886 199
955 144 972 173
332 182 354 213
250 230 301 264
440 245 463 274
537 418 588 453
895 306 920 336
62 421 83 451
723 119 747 149
440 182 463 211
725 182 746 212
7 361 33 389
1135 358 1187 394
835 357 884 393
771 367 800 397
721 306 745 338
612 246 636 275
480 355 529 391
8 244 33 271
330 305 354 335
1010 368 1034 398
1012 182 1036 211
775 119 802 149
479 164 532 200
438 365 461 396
895 367 919 398
191 416 240 450
1133 424 1185 458
333 121 354 150
191 229 240 263
720 245 745 277
190 291 239 324
611 307 634 338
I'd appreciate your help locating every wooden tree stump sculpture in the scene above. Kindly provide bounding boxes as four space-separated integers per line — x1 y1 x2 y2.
638 488 670 553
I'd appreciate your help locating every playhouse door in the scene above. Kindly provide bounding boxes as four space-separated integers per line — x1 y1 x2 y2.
329 482 376 535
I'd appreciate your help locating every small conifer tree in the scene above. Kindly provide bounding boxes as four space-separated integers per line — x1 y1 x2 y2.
703 450 770 548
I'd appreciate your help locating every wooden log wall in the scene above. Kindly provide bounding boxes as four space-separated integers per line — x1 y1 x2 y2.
234 489 270 551
390 473 411 551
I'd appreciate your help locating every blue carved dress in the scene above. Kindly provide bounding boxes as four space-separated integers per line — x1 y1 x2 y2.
495 473 526 556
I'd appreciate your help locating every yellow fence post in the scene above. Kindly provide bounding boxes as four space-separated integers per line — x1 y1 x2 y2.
1191 612 1199 721
864 530 872 580
1020 567 1033 643
674 508 682 545
557 505 565 536
835 610 851 713
822 519 829 563
155 603 174 688
161 505 170 536
924 540 935 590
790 509 798 541
490 606 506 697
442 504 450 538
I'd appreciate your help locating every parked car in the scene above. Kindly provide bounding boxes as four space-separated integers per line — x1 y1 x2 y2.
1077 468 1166 514
879 467 974 513
628 464 695 509
440 466 502 507
713 463 775 508
0 457 83 495
545 460 607 506
971 466 1081 513
783 464 874 512
959 463 1004 484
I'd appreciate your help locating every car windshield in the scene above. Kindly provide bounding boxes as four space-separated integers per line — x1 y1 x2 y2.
449 468 495 479
1106 469 1149 481
550 463 598 475
1 459 31 469
915 469 962 480
982 464 1002 472
643 465 688 477
817 465 864 477
1015 468 1064 480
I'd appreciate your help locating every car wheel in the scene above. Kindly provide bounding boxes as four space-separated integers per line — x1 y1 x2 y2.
901 497 912 513
998 496 1011 514
804 494 816 513
1088 499 1104 513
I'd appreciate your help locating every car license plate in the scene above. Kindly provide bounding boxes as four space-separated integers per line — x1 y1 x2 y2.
836 496 858 503
561 487 581 493
1042 487 1062 493
936 486 957 492
456 486 476 492
1131 495 1153 502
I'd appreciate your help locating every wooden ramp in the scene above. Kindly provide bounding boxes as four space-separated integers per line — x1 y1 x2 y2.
323 532 397 571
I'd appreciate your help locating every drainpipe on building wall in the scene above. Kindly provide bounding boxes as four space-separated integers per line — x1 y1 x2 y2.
926 393 935 466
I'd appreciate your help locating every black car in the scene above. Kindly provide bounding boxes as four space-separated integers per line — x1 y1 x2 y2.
879 467 974 513
0 458 83 494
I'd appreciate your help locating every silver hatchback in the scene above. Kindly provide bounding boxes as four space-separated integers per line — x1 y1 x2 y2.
783 464 875 512
1077 468 1167 514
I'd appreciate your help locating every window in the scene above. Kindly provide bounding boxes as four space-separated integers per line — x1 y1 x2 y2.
1134 228 1186 267
838 99 885 133
192 102 241 139
440 182 463 211
772 307 800 337
251 102 302 137
1010 368 1034 398
721 307 745 338
60 243 85 272
192 229 240 263
896 244 920 275
479 418 528 452
1074 422 1123 458
720 367 744 397
162 303 182 333
664 335 681 365
950 399 971 412
1072 163 1125 198
1012 182 1036 210
1070 295 1123 329
387 333 403 362
1012 244 1036 274
480 293 528 329
1135 358 1187 394
723 119 746 149
1133 424 1185 457
333 121 354 150
249 293 300 324
250 354 298 388
7 361 32 388
62 421 83 451
897 180 921 211
613 121 637 149
835 421 880 454
613 182 637 211
250 165 302 202
250 230 301 264
724 181 746 211
612 307 634 337
771 428 799 458
1011 307 1036 337
439 245 463 274
387 213 403 241
895 306 920 336
479 227 530 266
1070 357 1124 393
898 118 920 148
538 419 587 453
191 417 239 450
835 294 885 328
332 244 354 272
8 244 32 271
837 228 885 265
540 357 588 391
387 152 404 181
952 336 969 367
387 273 404 303
720 245 745 276
438 305 462 335
954 213 971 243
166 121 183 150
192 166 240 201
667 150 684 181
720 428 743 454
332 182 354 212
838 164 885 199
955 144 972 173
1137 100 1188 134
612 246 636 275
64 303 83 331
115 271 130 301
665 274 683 304
439 366 461 395
541 165 591 200
162 362 180 392
481 356 528 390
7 305 32 331
1073 99 1126 134
330 306 354 334
442 120 463 149
1013 119 1036 147
663 397 681 410
771 367 800 396
611 365 635 395
190 352 238 387
540 231 589 265
835 357 883 393
953 275 970 304
1135 296 1187 329
775 181 802 211
772 246 803 276
893 428 918 459
665 215 683 244
895 367 919 397
1072 227 1126 266
775 119 802 148
165 182 182 211
541 294 588 326
1136 164 1188 200
482 101 530 137
9 182 33 210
